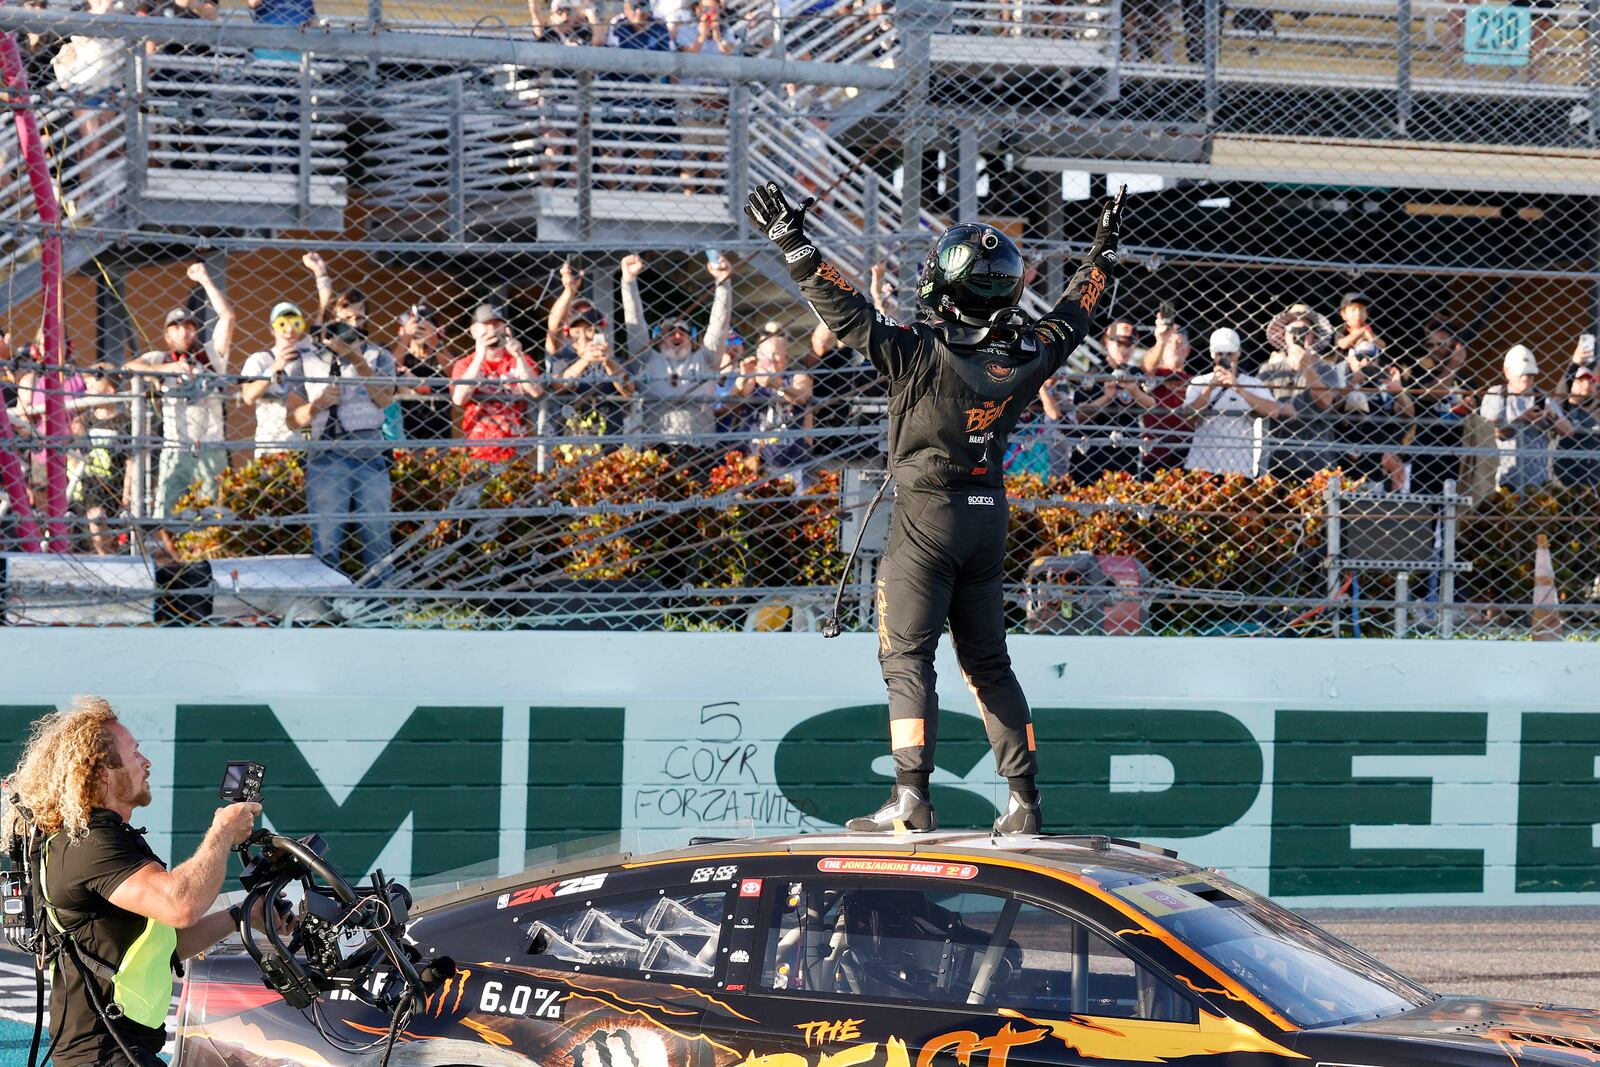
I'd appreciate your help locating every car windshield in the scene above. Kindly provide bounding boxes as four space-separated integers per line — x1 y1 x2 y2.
1097 868 1435 1028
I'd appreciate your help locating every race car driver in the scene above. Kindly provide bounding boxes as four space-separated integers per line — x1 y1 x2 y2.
745 182 1125 837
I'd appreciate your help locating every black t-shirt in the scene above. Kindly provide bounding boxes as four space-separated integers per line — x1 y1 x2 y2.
35 808 169 1066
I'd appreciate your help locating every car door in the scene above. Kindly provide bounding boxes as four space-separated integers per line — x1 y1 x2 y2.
390 864 735 1066
707 856 1224 1067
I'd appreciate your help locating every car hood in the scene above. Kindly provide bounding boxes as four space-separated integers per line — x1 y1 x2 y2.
1329 996 1600 1062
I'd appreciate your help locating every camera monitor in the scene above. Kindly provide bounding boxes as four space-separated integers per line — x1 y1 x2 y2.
219 761 266 804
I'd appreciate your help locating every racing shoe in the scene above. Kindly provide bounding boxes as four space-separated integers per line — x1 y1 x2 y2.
991 794 1042 837
846 787 937 833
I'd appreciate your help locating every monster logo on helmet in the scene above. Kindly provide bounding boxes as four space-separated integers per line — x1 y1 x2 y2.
915 222 1026 346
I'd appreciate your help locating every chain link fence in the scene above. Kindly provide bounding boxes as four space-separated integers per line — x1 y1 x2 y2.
0 0 1597 636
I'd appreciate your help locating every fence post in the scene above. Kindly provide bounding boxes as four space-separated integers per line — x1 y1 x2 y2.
128 386 149 551
1203 0 1219 124
956 122 978 223
1395 0 1412 135
727 82 748 226
448 75 466 241
1325 474 1342 638
1441 477 1459 638
863 175 880 270
897 0 940 295
297 50 313 228
123 43 146 219
576 70 594 243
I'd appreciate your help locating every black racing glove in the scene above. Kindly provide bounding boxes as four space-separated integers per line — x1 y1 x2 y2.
745 182 819 282
1085 184 1126 274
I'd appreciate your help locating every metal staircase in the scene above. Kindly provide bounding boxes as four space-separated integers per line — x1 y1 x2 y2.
0 45 348 310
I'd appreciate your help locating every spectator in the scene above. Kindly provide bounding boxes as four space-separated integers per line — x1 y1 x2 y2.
69 363 133 556
546 260 592 361
537 0 603 42
621 253 732 466
602 0 676 191
1257 308 1338 477
449 305 545 462
1340 355 1416 483
1558 332 1597 396
1333 291 1385 356
123 262 234 557
1557 365 1600 488
1074 318 1155 482
869 260 901 320
1182 328 1293 478
51 0 121 173
246 0 314 60
286 323 396 578
20 0 63 92
239 303 315 459
391 303 455 446
1139 310 1193 474
548 306 634 440
1005 376 1075 480
729 331 813 481
1480 344 1572 491
1409 323 1476 494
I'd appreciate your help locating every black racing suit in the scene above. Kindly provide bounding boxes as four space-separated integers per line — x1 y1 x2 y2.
797 258 1108 786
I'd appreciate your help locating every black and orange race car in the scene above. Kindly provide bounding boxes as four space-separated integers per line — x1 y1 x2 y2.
175 829 1600 1067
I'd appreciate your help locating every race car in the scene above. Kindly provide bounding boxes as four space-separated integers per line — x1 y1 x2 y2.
174 830 1600 1067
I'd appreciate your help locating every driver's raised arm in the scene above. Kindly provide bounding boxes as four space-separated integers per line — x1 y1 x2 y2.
1037 190 1124 373
745 182 925 382
107 800 260 958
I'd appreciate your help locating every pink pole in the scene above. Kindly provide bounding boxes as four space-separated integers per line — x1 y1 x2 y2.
0 33 67 551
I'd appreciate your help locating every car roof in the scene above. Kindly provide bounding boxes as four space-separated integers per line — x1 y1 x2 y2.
415 831 1199 914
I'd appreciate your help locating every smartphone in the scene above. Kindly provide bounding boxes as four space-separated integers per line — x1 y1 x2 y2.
704 248 721 266
1580 333 1596 361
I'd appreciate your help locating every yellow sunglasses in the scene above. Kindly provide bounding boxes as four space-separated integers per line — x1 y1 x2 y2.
272 315 307 333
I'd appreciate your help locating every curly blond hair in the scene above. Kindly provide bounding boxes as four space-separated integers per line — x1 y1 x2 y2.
7 696 123 838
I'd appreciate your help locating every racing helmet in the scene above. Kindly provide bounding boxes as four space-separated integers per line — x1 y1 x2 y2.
916 223 1026 345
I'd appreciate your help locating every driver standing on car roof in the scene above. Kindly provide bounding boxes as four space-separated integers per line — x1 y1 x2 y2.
745 182 1125 838
6 698 275 1066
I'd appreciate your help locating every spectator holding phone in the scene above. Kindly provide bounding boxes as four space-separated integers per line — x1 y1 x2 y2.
1480 344 1572 492
1139 305 1193 474
450 304 545 462
286 320 396 578
621 253 732 467
1409 323 1476 494
240 302 315 459
391 303 456 446
1183 328 1293 478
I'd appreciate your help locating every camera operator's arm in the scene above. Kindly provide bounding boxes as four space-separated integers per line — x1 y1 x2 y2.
745 182 925 383
107 801 259 947
1223 370 1293 419
701 255 734 355
188 263 234 373
288 372 338 430
241 337 299 406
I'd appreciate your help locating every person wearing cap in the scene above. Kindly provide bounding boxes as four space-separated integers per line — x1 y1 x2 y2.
1480 344 1571 491
123 262 235 555
392 303 455 445
1556 364 1600 488
240 301 314 460
449 304 545 462
1333 292 1385 355
620 253 733 467
537 0 602 43
1182 327 1294 478
548 301 635 441
1074 317 1156 483
285 308 397 578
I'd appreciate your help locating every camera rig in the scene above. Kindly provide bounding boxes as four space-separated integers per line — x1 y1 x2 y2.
234 828 455 1061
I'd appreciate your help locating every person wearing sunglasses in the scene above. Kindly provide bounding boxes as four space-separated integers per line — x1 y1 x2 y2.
240 303 316 460
124 262 236 557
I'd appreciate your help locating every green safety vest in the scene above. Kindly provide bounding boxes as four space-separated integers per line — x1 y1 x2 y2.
40 832 177 1030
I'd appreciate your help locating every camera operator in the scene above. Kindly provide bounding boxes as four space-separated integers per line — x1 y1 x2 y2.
287 321 396 579
1183 328 1293 477
1075 318 1156 482
7 697 271 1067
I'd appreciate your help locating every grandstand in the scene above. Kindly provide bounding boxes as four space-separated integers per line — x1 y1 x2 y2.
0 0 1597 637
